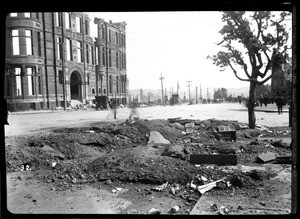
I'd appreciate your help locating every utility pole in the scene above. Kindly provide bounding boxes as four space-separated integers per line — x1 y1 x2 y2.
207 88 209 100
186 80 192 103
159 73 164 106
200 83 202 100
196 86 198 104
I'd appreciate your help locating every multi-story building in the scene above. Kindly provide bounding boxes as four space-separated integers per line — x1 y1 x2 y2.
4 12 127 111
271 58 292 102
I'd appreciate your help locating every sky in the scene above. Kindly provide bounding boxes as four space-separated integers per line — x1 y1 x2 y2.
87 11 291 96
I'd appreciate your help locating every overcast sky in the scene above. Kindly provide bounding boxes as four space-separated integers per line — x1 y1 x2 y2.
87 11 290 94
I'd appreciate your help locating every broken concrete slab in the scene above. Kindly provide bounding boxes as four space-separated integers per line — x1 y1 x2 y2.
217 126 236 141
256 152 277 163
174 123 185 131
148 131 170 144
189 154 237 165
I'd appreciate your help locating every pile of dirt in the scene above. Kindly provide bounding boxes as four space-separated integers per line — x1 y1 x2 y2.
5 118 291 192
87 144 227 185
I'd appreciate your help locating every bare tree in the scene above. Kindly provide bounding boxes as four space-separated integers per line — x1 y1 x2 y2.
209 11 291 128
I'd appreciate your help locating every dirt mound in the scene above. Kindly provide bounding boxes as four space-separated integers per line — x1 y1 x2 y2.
87 145 228 185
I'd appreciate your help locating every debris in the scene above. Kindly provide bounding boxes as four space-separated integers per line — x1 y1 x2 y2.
257 152 277 163
217 126 236 141
167 117 182 123
189 154 237 165
210 203 218 211
219 206 230 215
244 133 251 138
197 178 225 194
152 182 168 191
105 179 112 185
246 170 263 181
259 201 266 206
148 131 170 144
51 161 57 168
271 140 290 148
112 187 129 194
185 122 195 128
174 123 185 131
276 156 292 164
148 208 161 215
170 205 180 213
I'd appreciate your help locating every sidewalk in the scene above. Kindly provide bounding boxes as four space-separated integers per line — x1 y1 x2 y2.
255 104 289 113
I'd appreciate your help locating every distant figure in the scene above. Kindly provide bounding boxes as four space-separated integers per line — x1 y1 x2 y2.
129 102 139 120
107 99 117 119
259 94 263 107
275 95 284 115
238 96 242 105
3 98 9 125
263 94 268 107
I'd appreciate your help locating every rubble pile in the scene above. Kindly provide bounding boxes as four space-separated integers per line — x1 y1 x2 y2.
5 118 291 196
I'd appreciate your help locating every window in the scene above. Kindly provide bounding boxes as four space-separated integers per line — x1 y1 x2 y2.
86 73 89 85
56 37 62 60
76 17 82 33
38 75 41 94
24 13 31 18
27 67 34 95
38 32 42 56
77 41 82 62
101 25 105 39
59 70 63 84
116 76 119 93
25 30 33 55
108 29 111 42
115 32 119 45
85 20 89 35
66 38 72 61
108 49 112 67
91 46 94 65
55 12 61 27
95 46 99 65
116 51 119 69
109 75 112 94
65 13 71 29
86 44 89 64
102 47 105 65
12 29 20 55
92 88 95 94
10 13 17 17
14 67 22 96
36 13 39 20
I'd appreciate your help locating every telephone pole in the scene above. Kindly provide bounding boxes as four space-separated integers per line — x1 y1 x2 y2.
186 80 192 103
200 83 202 100
159 73 164 106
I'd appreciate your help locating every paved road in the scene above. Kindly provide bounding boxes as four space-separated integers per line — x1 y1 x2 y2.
4 103 289 137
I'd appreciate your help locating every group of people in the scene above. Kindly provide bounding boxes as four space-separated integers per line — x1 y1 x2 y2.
107 99 139 120
258 93 285 115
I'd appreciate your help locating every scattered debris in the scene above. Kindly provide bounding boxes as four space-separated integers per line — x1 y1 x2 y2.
219 206 230 215
170 205 180 213
152 182 168 191
197 178 226 195
257 152 277 163
210 203 218 211
148 131 171 144
112 187 129 194
149 208 161 215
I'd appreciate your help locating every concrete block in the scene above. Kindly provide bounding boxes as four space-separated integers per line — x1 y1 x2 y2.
189 154 237 165
256 152 277 163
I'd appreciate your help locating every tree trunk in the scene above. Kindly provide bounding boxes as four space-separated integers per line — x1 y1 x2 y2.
248 81 256 128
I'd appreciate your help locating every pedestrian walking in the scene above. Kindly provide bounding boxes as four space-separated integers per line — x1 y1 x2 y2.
129 101 139 121
263 94 268 107
106 99 117 119
275 95 284 115
259 94 263 107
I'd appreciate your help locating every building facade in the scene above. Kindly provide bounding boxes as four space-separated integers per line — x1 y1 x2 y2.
5 12 127 111
271 59 292 102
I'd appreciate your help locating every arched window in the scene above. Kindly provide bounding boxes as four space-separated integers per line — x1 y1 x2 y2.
92 88 95 94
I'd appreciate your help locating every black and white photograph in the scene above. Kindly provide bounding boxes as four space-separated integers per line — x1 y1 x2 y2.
1 3 297 216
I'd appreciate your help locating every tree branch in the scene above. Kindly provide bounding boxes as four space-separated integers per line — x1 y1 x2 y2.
228 62 251 82
257 73 273 85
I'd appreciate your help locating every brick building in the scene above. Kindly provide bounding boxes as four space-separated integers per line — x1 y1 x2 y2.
4 12 127 111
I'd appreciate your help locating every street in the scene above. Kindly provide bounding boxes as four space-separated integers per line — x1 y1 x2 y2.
5 103 289 137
